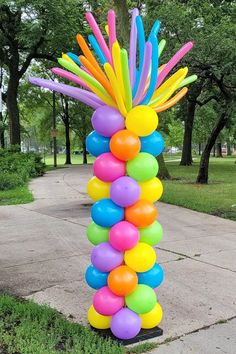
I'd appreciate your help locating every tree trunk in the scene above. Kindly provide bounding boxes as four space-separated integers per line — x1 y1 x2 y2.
64 99 71 164
157 153 171 180
0 112 5 148
227 142 232 156
216 142 223 157
113 0 130 47
180 100 196 165
82 138 87 164
198 143 201 155
196 108 230 184
6 74 20 147
213 144 216 156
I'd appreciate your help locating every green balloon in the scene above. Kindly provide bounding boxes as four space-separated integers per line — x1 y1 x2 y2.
127 153 158 182
125 284 156 314
139 221 163 245
87 222 109 245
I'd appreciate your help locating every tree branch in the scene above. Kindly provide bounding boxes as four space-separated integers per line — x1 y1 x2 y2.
196 95 218 106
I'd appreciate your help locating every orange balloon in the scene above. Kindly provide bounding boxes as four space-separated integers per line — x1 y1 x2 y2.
125 200 157 227
108 265 138 296
110 129 141 161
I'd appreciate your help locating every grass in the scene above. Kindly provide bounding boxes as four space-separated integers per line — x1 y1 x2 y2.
44 154 95 166
0 294 123 354
162 156 236 221
0 185 33 206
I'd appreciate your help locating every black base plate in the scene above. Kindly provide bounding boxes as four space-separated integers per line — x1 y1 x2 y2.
91 326 163 345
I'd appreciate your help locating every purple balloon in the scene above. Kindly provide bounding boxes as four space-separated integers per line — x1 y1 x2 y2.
110 176 140 207
92 106 125 137
91 242 123 272
111 308 141 340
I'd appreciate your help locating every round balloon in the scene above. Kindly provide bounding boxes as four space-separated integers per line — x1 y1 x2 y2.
125 200 157 227
87 176 110 201
126 153 159 182
91 242 123 272
108 265 138 296
109 221 139 251
86 131 110 157
140 131 164 156
93 286 124 316
92 106 124 137
110 129 140 161
87 222 109 245
111 308 141 339
139 177 163 203
110 176 140 207
139 221 163 245
91 198 124 227
93 153 126 182
85 264 108 289
125 284 156 314
137 263 164 288
140 302 163 329
125 106 158 136
124 242 156 272
88 305 111 329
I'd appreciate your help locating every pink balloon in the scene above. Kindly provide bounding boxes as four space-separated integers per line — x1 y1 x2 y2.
108 10 116 51
93 153 126 182
93 286 124 316
51 67 90 90
86 12 112 64
109 221 139 251
156 42 193 89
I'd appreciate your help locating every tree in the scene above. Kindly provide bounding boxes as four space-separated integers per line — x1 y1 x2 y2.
0 0 85 146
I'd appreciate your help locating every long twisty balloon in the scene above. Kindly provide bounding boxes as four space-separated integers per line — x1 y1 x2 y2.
29 8 197 341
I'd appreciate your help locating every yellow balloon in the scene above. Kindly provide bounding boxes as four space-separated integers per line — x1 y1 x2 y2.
87 176 110 201
125 106 158 136
139 177 163 203
140 302 163 329
88 305 111 329
124 243 156 272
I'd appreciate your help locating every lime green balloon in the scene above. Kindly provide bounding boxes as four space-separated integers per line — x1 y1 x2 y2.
125 284 156 314
139 221 163 245
87 222 109 245
127 153 158 182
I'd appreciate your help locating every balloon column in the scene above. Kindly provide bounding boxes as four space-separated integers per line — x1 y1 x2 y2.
30 8 196 340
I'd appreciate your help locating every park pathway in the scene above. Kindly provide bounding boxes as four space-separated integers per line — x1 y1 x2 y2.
0 165 236 353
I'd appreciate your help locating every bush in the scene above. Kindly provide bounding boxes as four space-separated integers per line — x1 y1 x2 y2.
0 173 24 190
0 147 45 191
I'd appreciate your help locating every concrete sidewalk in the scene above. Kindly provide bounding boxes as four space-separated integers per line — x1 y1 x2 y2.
0 165 235 353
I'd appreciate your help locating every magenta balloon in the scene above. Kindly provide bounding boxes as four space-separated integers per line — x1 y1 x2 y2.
29 77 102 109
51 67 90 90
92 106 125 137
93 153 126 182
129 8 139 88
156 42 193 89
91 242 123 272
133 41 152 106
93 286 124 316
110 176 140 207
111 308 141 339
109 221 139 251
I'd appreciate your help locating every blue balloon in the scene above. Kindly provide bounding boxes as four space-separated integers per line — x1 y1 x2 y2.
137 263 164 288
85 264 108 289
91 198 124 227
86 131 110 157
140 131 164 156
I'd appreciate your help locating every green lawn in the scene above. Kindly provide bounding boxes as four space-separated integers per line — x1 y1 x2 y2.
0 294 157 354
162 156 236 221
44 154 95 166
0 185 33 206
